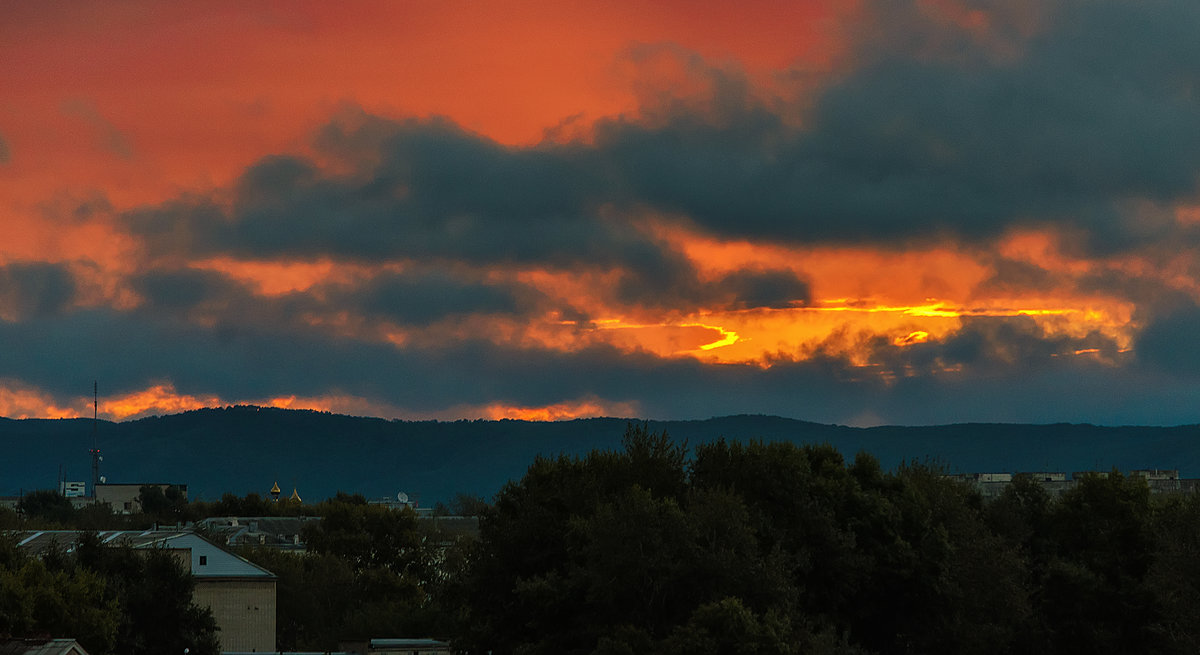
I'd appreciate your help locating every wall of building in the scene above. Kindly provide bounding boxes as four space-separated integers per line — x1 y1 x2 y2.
95 483 187 514
193 578 276 653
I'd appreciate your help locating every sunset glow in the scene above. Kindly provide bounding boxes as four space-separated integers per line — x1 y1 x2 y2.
3 0 1200 425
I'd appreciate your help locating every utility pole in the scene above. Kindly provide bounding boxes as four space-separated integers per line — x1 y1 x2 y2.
89 381 101 498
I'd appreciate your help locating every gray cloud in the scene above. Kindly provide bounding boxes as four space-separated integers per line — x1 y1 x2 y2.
132 269 246 311
125 0 1200 270
613 248 809 310
0 262 77 318
329 269 545 326
129 118 619 266
123 110 813 315
127 266 547 329
1135 302 1200 377
858 315 1124 376
596 0 1200 253
0 305 1187 426
79 0 1200 426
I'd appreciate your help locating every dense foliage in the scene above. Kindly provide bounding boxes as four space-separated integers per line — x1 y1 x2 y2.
453 425 1200 655
7 423 1200 655
0 532 219 655
235 492 465 651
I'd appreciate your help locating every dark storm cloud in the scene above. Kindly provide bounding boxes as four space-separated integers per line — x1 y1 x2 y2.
131 269 246 311
597 0 1200 252
0 262 76 318
123 110 812 314
859 316 1124 374
1135 302 1200 378
614 248 809 310
974 258 1058 295
128 118 628 266
0 305 1184 425
715 269 811 310
128 266 550 328
125 0 1200 271
89 0 1200 427
331 270 544 326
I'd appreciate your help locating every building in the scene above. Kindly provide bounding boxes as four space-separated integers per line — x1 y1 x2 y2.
339 638 452 655
1131 468 1180 480
0 639 90 655
953 468 1200 499
13 530 275 653
197 516 321 550
94 482 187 514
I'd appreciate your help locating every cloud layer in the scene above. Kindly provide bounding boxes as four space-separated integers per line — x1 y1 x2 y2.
3 0 1200 425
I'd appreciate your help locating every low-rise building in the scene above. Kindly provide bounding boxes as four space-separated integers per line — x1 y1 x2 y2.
1131 468 1180 480
94 482 187 514
13 530 275 653
197 516 320 550
340 638 452 655
0 638 90 655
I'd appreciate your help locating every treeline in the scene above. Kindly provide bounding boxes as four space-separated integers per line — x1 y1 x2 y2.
0 489 475 653
0 485 486 530
237 493 468 650
449 425 1200 655
0 487 317 530
249 425 1200 654
0 533 219 655
8 424 1200 654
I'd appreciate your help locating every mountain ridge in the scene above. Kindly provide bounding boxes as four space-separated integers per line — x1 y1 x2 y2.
2 406 1198 504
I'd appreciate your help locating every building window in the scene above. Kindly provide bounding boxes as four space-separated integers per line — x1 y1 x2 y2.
199 555 207 566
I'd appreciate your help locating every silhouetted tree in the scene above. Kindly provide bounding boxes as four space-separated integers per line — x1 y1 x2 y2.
16 490 75 525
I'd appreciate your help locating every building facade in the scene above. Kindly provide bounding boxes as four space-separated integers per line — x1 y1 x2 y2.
12 530 275 653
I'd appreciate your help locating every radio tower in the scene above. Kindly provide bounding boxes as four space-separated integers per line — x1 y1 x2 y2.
89 381 101 498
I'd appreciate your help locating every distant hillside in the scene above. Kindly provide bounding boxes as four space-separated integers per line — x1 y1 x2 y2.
2 407 1198 504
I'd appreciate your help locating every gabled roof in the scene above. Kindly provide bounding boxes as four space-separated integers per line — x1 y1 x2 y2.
196 516 319 549
9 530 274 579
0 638 89 655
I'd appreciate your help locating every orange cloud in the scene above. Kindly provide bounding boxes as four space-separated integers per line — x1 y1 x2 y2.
102 384 222 420
189 257 389 296
266 392 639 422
0 381 82 420
479 398 641 421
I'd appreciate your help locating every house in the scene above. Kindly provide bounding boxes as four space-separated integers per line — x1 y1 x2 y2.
196 516 321 550
13 530 275 653
0 639 89 655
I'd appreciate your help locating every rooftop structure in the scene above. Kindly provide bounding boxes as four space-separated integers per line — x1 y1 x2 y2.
0 639 89 655
197 516 321 550
12 530 276 653
952 468 1200 499
94 482 188 515
340 638 452 655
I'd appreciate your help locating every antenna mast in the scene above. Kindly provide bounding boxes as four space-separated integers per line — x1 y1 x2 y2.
90 381 101 497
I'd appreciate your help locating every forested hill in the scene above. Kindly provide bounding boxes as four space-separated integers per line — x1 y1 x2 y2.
2 407 1198 503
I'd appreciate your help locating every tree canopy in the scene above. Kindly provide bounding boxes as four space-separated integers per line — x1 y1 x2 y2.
453 424 1200 655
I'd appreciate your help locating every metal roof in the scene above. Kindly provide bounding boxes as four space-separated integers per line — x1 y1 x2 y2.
370 639 449 647
0 639 89 655
8 530 275 579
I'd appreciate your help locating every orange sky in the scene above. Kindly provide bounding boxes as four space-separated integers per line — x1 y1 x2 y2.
1 0 1198 425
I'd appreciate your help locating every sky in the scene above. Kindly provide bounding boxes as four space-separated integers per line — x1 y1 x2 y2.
3 0 1200 426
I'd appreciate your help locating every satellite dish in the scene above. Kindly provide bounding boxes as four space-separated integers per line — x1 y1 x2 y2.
397 491 409 503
